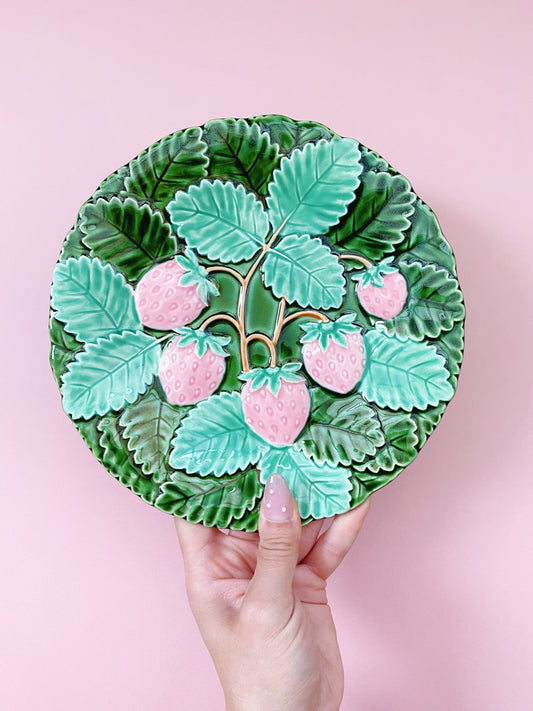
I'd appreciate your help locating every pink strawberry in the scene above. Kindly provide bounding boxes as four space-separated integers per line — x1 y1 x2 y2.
134 248 218 330
300 315 366 393
158 328 230 405
355 258 407 320
240 364 310 446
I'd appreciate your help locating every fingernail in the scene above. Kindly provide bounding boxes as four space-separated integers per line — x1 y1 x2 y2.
263 474 293 522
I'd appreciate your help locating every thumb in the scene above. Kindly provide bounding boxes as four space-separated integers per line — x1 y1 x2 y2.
245 474 301 613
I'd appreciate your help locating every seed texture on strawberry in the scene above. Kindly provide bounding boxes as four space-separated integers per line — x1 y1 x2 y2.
239 363 310 447
134 248 218 330
354 257 407 320
158 328 230 405
300 314 366 393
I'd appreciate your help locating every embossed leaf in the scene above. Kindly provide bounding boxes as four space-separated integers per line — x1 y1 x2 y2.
124 127 209 208
49 314 82 385
329 172 416 259
262 234 345 309
155 470 262 527
295 392 385 466
62 331 161 419
260 448 352 519
360 330 454 411
92 166 128 199
60 223 89 259
97 415 159 504
169 392 268 476
250 114 334 154
386 262 465 340
51 256 140 341
79 197 177 281
431 320 464 389
267 138 362 236
203 118 280 196
400 201 457 275
354 409 418 474
167 180 269 263
119 389 189 483
412 402 447 449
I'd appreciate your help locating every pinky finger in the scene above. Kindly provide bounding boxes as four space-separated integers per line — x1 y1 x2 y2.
301 498 371 580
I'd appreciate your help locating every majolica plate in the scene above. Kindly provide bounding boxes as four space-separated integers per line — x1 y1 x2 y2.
49 114 465 530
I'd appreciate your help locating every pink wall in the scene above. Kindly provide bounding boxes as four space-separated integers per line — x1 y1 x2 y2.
2 1 532 708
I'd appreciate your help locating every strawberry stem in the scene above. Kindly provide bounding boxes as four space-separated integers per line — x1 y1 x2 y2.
205 265 245 286
339 253 373 269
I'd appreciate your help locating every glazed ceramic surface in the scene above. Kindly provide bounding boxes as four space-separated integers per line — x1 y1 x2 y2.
49 115 465 530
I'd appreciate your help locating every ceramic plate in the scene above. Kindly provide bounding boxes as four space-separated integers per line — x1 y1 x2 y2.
49 114 465 530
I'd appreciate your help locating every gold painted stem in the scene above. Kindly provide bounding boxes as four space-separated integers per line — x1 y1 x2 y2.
199 313 242 333
272 298 287 344
206 265 245 286
340 253 373 269
281 310 329 329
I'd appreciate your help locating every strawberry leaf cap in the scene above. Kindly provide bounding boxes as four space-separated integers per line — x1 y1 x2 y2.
175 326 231 358
176 248 219 303
353 256 398 288
300 314 361 351
239 362 303 396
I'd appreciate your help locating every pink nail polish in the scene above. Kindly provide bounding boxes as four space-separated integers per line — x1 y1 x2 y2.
263 473 293 522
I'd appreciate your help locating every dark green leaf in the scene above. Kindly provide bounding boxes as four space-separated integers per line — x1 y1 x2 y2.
124 127 209 208
249 114 334 154
412 402 447 448
386 261 465 340
92 166 129 199
329 172 415 259
155 469 262 527
49 314 82 385
203 118 280 196
354 409 418 473
98 415 159 504
119 389 189 483
431 320 465 389
295 392 384 466
79 196 177 281
60 223 90 259
400 201 457 275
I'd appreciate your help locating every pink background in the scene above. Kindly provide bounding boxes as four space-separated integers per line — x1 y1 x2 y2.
2 1 532 708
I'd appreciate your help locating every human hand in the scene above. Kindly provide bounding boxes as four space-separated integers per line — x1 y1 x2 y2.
175 473 370 711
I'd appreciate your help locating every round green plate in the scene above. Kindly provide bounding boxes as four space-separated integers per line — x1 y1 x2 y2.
49 115 465 530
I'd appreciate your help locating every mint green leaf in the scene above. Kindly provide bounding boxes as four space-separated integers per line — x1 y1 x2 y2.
267 138 362 235
51 257 140 341
386 262 465 341
98 415 159 504
399 201 457 275
155 469 262 527
124 127 209 209
79 197 177 281
167 180 269 263
262 234 345 309
239 363 303 395
354 409 418 474
295 393 385 466
329 172 415 259
119 388 189 483
203 118 280 196
260 448 352 519
250 114 334 154
169 392 267 476
62 331 161 419
360 330 454 411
